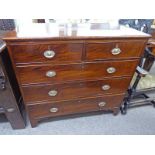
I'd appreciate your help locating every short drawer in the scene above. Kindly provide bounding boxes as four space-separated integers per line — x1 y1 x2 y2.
22 77 131 103
27 94 124 119
17 60 138 85
10 42 83 64
86 40 145 60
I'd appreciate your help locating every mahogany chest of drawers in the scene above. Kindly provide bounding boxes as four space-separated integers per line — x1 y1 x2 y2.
2 24 150 127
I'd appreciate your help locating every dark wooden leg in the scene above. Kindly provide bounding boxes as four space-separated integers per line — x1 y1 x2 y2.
143 54 155 71
0 75 25 129
30 118 38 128
151 100 155 107
120 100 128 115
4 107 25 129
113 108 120 116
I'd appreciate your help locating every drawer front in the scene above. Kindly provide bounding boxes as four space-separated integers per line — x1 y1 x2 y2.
10 43 83 64
27 94 124 119
22 77 131 103
17 60 138 85
86 41 145 60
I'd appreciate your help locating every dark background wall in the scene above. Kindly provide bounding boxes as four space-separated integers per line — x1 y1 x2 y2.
119 19 153 34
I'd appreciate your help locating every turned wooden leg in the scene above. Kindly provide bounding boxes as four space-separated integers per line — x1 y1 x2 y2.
143 54 155 71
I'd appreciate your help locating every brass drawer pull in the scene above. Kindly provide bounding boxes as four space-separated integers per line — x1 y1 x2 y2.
46 71 56 77
111 47 121 55
49 107 58 113
48 90 58 96
98 102 106 107
102 85 110 90
107 67 116 74
44 50 55 59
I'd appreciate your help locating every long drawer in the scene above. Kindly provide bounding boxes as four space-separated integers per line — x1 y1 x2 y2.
9 42 83 64
86 40 145 60
17 60 138 85
22 77 131 104
27 94 124 119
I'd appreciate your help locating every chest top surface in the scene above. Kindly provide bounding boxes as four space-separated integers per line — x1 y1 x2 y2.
2 23 151 41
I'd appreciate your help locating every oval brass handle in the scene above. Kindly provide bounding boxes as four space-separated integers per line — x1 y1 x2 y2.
111 47 121 55
102 85 110 90
44 50 55 59
46 71 56 77
48 90 58 96
49 107 58 113
98 102 106 107
107 67 116 74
